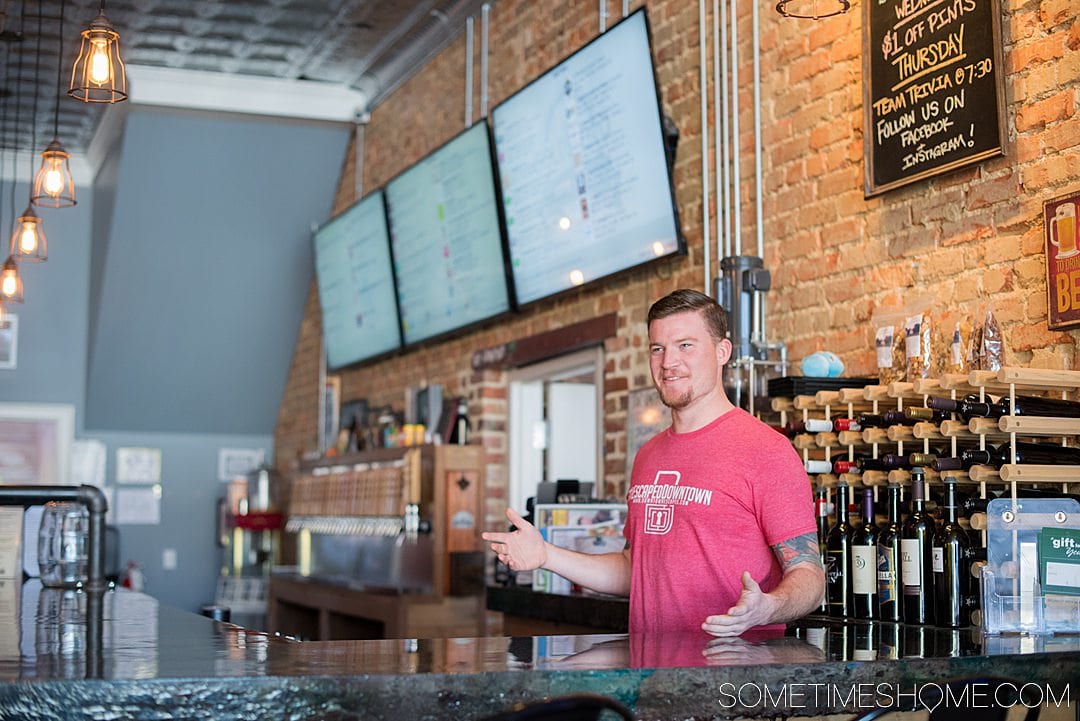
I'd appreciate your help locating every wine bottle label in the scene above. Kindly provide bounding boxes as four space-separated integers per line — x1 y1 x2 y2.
825 552 842 584
932 546 944 573
901 538 922 584
805 460 832 474
877 544 897 601
804 419 832 433
853 546 877 594
951 337 963 366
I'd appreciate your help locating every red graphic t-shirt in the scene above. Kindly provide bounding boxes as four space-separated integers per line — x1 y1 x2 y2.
624 408 815 634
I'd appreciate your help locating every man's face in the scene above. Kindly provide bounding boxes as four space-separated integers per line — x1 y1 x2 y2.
648 310 729 410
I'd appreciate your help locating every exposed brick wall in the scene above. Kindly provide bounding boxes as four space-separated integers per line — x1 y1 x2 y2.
275 0 1079 527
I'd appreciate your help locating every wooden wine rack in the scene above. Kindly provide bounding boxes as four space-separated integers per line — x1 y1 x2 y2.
775 367 1080 505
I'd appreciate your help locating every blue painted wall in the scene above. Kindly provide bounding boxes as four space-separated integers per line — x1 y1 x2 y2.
0 108 348 613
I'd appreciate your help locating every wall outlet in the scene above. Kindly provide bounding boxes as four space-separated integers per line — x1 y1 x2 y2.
162 548 178 570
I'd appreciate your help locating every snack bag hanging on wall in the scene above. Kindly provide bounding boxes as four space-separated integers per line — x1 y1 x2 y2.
979 304 1005 371
967 303 985 370
903 299 935 380
942 313 973 375
871 308 907 384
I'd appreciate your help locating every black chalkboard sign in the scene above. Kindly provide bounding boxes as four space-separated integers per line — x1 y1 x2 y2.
863 0 1006 196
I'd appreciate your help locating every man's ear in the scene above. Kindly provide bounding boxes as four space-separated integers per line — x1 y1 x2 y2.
716 337 733 366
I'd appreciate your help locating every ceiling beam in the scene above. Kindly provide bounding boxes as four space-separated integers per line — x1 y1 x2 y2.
125 65 369 123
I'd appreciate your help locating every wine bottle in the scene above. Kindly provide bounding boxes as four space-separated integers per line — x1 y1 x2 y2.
840 456 892 473
903 406 948 423
880 453 913 470
815 487 831 552
856 413 891 429
928 393 1080 420
450 399 471 445
932 477 973 627
940 441 1080 470
877 482 903 622
900 469 935 625
825 481 853 618
850 488 879 619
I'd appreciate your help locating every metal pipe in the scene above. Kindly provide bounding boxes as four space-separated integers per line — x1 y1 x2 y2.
353 116 365 200
699 0 711 294
465 16 474 127
623 0 630 16
730 0 742 255
599 0 607 32
480 4 490 117
718 0 730 259
752 0 764 261
0 485 109 591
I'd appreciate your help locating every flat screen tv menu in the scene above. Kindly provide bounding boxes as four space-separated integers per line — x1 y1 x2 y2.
491 9 681 305
313 190 402 369
385 122 511 345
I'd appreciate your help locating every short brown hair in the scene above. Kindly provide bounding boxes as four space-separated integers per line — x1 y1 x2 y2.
647 289 729 343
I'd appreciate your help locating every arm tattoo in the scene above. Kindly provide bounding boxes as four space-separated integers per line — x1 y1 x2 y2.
772 531 823 571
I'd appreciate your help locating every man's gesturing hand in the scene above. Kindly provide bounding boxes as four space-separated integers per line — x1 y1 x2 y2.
701 571 779 637
482 507 548 572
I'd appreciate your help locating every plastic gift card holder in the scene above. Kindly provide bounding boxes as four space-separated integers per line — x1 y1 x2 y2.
981 497 1080 635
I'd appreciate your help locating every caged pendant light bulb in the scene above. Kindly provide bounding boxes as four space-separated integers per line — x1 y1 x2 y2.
0 257 24 304
32 138 76 209
68 1 126 103
10 206 47 262
33 0 76 206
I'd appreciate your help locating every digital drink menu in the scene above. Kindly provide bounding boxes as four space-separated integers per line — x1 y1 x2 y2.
385 122 511 345
491 9 681 305
313 190 402 369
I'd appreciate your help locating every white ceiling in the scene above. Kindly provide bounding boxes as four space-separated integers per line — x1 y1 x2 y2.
0 0 495 182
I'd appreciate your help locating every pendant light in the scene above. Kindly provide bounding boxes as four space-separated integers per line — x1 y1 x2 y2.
68 0 126 103
32 0 75 207
0 257 24 304
10 0 45 262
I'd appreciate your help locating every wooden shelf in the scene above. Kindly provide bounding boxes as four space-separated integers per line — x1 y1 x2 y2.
996 366 1080 390
999 416 1080 436
998 464 1080 483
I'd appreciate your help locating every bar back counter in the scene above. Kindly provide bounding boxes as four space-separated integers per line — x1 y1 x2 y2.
1 580 1077 721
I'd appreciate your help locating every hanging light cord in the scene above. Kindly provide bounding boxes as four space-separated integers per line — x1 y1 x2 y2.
53 0 64 138
8 0 27 230
29 0 41 194
1 38 9 238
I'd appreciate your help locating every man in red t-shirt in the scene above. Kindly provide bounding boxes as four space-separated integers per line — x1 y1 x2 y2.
483 289 824 636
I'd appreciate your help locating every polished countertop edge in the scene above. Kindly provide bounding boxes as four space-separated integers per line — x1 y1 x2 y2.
1 652 1078 721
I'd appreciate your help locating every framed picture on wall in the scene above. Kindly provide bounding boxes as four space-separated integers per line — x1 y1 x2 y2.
0 315 16 370
625 387 670 479
0 403 75 485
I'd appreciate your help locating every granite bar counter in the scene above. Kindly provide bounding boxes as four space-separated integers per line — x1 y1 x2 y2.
1 579 1078 721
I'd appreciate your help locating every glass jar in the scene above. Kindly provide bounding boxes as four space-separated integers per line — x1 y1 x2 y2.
38 501 89 587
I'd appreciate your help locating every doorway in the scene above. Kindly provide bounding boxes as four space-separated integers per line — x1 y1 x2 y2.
507 347 604 514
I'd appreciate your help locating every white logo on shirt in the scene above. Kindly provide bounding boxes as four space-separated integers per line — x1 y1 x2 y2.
631 470 713 535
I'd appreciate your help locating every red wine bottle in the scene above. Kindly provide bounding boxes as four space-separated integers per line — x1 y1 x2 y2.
940 441 1080 470
825 481 854 618
850 488 879 619
877 482 903 622
928 393 1080 419
901 469 935 625
932 477 973 627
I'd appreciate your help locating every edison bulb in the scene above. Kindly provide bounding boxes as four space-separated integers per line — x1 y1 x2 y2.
90 40 111 84
558 216 571 231
1 274 16 298
44 167 65 195
652 241 666 257
19 222 38 253
569 269 585 286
